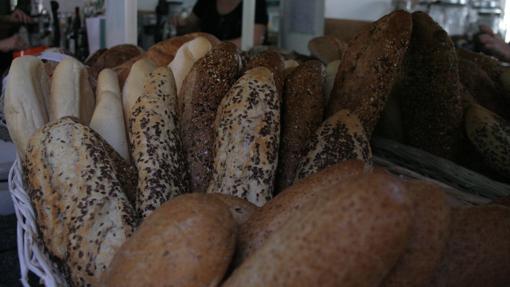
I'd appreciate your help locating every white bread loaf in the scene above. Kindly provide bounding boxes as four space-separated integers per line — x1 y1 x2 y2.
207 67 280 207
122 58 157 126
4 56 50 157
90 69 129 160
49 57 95 124
169 36 212 95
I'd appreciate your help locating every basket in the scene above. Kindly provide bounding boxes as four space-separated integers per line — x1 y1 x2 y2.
8 157 68 287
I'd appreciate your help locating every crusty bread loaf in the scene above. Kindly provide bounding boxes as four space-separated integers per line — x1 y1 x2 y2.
276 60 326 191
295 109 372 181
238 160 368 262
179 42 241 193
113 55 143 89
90 69 129 160
130 67 189 218
457 47 505 86
224 172 412 287
308 35 347 64
209 193 258 225
169 36 212 94
49 57 95 125
207 67 280 207
381 180 451 287
325 59 340 102
428 205 510 287
394 12 463 159
122 58 157 127
4 56 49 157
326 10 412 136
101 194 236 287
24 117 137 287
244 49 285 96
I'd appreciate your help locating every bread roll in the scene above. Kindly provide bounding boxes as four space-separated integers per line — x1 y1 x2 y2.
130 67 189 218
169 36 212 94
49 57 95 125
394 12 463 159
238 160 368 262
101 194 236 287
209 193 258 225
457 47 505 86
4 56 49 157
429 205 510 287
381 180 451 287
327 10 412 136
179 42 241 193
24 117 137 287
224 172 412 287
308 35 347 64
90 69 129 160
276 60 326 191
207 67 280 207
122 58 157 126
295 109 372 181
245 49 285 96
325 59 340 102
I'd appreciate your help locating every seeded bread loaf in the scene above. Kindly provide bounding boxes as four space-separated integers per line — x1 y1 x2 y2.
101 194 236 287
207 67 280 207
244 49 285 96
179 42 242 193
130 67 189 218
276 60 326 191
295 109 372 181
24 117 137 287
224 172 412 287
326 10 412 136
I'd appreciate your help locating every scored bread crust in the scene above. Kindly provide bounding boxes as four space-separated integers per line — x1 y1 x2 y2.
24 117 137 287
130 67 189 218
207 67 280 207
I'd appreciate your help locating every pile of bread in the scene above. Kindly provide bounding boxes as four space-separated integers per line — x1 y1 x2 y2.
4 10 510 287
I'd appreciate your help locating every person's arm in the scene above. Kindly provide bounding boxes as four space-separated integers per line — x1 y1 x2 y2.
228 24 266 48
478 25 510 62
0 9 33 24
0 35 28 52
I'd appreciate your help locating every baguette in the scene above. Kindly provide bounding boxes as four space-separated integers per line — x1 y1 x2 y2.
130 67 189 218
4 56 49 157
24 117 137 287
179 42 242 193
224 172 412 287
49 57 95 124
207 67 280 207
295 109 372 181
90 69 129 160
276 60 326 191
101 194 236 287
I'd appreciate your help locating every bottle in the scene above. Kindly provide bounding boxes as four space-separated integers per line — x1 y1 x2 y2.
72 7 81 58
64 16 73 52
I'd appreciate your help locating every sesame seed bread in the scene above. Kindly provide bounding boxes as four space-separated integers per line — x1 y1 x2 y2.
244 49 285 97
24 117 137 287
207 67 280 207
129 67 189 218
179 42 242 193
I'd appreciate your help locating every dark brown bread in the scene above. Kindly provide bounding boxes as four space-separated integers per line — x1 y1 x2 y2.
428 205 510 287
244 49 285 96
381 180 451 287
326 10 412 136
457 47 505 85
276 60 326 192
25 117 137 287
224 172 412 287
308 35 347 64
295 109 372 181
101 194 236 287
394 12 463 159
179 42 242 193
238 160 369 262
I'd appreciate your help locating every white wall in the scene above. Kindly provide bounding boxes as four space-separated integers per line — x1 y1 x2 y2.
325 0 393 21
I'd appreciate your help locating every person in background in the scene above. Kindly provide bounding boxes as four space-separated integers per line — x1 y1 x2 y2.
477 24 510 63
173 0 268 47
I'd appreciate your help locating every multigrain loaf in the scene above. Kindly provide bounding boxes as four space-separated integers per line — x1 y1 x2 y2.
224 172 412 287
4 56 49 157
428 205 510 287
101 194 236 287
238 160 368 262
395 12 463 159
381 180 451 287
207 67 280 207
276 60 326 191
24 117 137 287
456 47 505 85
130 67 189 218
244 49 285 96
179 42 242 193
326 10 412 136
295 109 372 181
